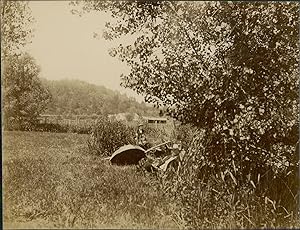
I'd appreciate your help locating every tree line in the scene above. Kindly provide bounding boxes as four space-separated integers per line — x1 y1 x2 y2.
42 78 159 117
1 1 158 131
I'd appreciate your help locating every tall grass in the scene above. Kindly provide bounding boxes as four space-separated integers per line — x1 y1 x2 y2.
161 128 300 229
4 124 298 229
3 131 179 229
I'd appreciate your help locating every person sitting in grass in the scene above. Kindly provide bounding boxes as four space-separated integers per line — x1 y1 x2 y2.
135 123 149 149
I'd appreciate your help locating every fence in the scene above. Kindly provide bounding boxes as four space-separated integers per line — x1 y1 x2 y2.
38 114 174 128
37 114 100 127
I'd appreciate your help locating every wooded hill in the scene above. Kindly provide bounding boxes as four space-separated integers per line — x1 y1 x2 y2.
41 79 159 116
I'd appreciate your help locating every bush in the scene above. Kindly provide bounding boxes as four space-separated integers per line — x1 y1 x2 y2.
171 123 199 149
141 122 198 148
23 123 92 134
87 116 135 156
67 124 92 134
34 123 69 133
162 130 299 228
141 124 168 147
4 119 93 134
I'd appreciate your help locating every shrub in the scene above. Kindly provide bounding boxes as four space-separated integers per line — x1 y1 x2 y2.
142 124 168 147
162 130 299 228
171 123 199 149
34 123 69 133
87 116 135 156
25 123 92 134
68 124 92 134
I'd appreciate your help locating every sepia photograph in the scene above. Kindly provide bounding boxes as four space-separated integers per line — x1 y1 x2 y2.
1 1 299 229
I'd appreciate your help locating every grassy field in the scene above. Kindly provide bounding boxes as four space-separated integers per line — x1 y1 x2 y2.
3 131 180 229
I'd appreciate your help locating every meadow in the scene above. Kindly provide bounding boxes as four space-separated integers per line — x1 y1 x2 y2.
3 128 299 229
3 131 180 229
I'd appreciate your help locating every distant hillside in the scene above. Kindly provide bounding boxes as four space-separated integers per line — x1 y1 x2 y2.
41 78 159 116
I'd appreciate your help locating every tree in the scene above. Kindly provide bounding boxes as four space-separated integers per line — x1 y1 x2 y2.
74 1 299 225
1 0 34 58
41 78 158 116
1 1 53 130
3 53 51 130
74 0 299 168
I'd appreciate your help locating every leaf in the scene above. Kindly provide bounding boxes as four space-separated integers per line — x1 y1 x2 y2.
220 171 225 182
250 180 256 189
228 170 237 186
232 160 237 173
265 196 276 210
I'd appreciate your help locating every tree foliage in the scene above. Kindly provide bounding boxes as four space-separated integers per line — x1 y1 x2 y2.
42 78 159 116
1 0 34 58
1 1 53 130
3 54 51 130
74 1 299 226
74 0 299 167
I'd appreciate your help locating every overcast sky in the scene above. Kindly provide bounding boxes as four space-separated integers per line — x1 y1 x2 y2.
24 1 144 102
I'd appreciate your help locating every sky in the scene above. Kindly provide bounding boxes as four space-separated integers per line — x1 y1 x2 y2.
24 1 144 102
